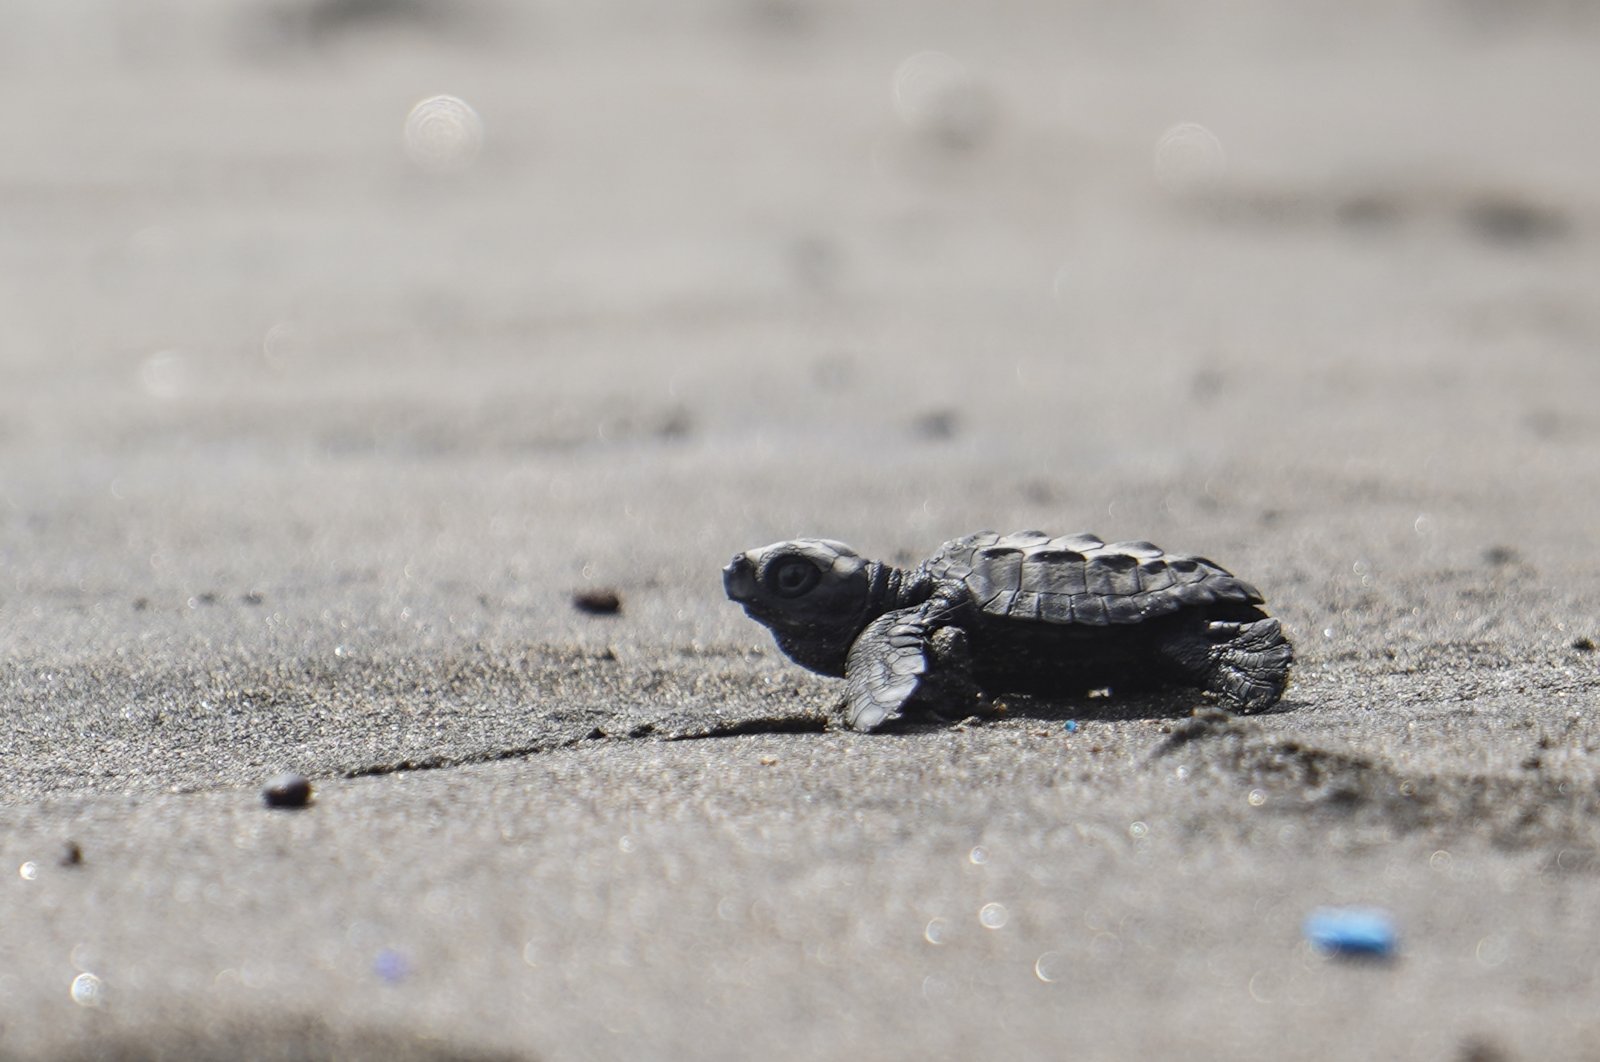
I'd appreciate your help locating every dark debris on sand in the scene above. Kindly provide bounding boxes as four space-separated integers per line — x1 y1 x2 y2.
571 589 623 616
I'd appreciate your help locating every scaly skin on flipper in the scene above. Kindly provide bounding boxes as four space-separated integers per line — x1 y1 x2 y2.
1199 617 1294 710
724 531 1293 731
844 609 934 732
842 592 982 730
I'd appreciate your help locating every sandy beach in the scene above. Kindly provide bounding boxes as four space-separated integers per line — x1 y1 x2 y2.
3 1 1600 1057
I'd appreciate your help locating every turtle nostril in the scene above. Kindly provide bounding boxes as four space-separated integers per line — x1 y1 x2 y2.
722 555 757 600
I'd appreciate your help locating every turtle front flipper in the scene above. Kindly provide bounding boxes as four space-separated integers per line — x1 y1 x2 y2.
844 607 980 731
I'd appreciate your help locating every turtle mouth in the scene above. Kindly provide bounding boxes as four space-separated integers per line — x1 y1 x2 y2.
722 554 758 603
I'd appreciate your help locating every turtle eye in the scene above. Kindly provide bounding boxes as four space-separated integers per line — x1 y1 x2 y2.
766 557 820 598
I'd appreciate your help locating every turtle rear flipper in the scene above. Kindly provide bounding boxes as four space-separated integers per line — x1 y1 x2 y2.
1201 616 1293 711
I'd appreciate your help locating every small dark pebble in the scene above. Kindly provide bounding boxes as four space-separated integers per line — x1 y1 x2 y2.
60 841 84 867
132 597 149 612
241 591 265 606
1523 407 1566 441
1461 195 1569 246
1021 480 1059 505
296 0 463 41
262 773 314 809
1572 637 1595 652
911 409 960 440
197 592 218 605
1458 1037 1511 1062
1190 367 1225 401
1482 545 1519 566
655 408 694 440
788 235 839 291
1335 193 1406 230
919 80 999 153
572 588 622 615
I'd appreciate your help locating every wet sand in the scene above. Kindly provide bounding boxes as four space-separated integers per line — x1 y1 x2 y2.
4 1 1600 1058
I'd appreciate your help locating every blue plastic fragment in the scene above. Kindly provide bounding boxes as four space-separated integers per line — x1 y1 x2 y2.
373 948 411 983
1064 720 1079 733
1303 906 1397 958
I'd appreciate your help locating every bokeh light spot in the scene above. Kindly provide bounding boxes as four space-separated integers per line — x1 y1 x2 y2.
1154 122 1225 191
1034 950 1067 983
140 351 187 400
979 902 1008 929
404 95 484 174
70 973 105 1007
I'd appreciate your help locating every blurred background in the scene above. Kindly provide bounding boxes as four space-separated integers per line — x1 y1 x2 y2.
2 0 1598 765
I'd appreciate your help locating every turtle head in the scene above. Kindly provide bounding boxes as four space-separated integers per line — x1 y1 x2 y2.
723 539 878 676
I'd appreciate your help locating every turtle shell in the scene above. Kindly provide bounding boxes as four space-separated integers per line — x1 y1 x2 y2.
926 530 1264 626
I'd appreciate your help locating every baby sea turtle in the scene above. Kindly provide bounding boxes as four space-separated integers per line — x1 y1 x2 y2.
723 531 1293 731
